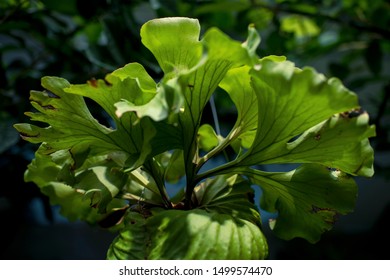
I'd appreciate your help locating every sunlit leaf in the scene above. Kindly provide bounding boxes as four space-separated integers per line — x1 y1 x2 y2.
108 172 268 260
140 17 257 176
15 16 377 259
107 211 149 260
140 17 203 76
219 66 257 148
197 124 219 152
147 209 267 260
267 112 375 176
237 58 375 177
13 63 184 170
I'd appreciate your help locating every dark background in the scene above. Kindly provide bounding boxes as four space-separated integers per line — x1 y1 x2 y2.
1 0 389 259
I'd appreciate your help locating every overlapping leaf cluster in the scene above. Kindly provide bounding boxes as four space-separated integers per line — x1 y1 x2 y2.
14 17 375 259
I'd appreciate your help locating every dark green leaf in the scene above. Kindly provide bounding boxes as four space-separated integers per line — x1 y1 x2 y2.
194 174 261 226
24 146 126 223
242 164 358 243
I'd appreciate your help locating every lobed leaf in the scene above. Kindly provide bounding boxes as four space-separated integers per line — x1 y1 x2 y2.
14 16 377 258
140 17 203 76
241 164 358 243
140 17 257 162
108 173 268 260
24 145 126 223
236 58 375 176
219 66 257 149
147 209 268 260
107 211 149 260
266 112 375 176
194 174 261 226
207 57 375 243
197 124 219 152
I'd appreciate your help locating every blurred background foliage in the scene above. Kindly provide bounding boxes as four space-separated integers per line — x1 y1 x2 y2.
1 0 389 259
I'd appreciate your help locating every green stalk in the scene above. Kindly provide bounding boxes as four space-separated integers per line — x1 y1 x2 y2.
143 159 172 209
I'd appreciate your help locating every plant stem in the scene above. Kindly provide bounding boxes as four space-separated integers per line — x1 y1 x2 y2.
143 159 172 209
195 156 241 185
184 159 198 210
196 124 241 174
